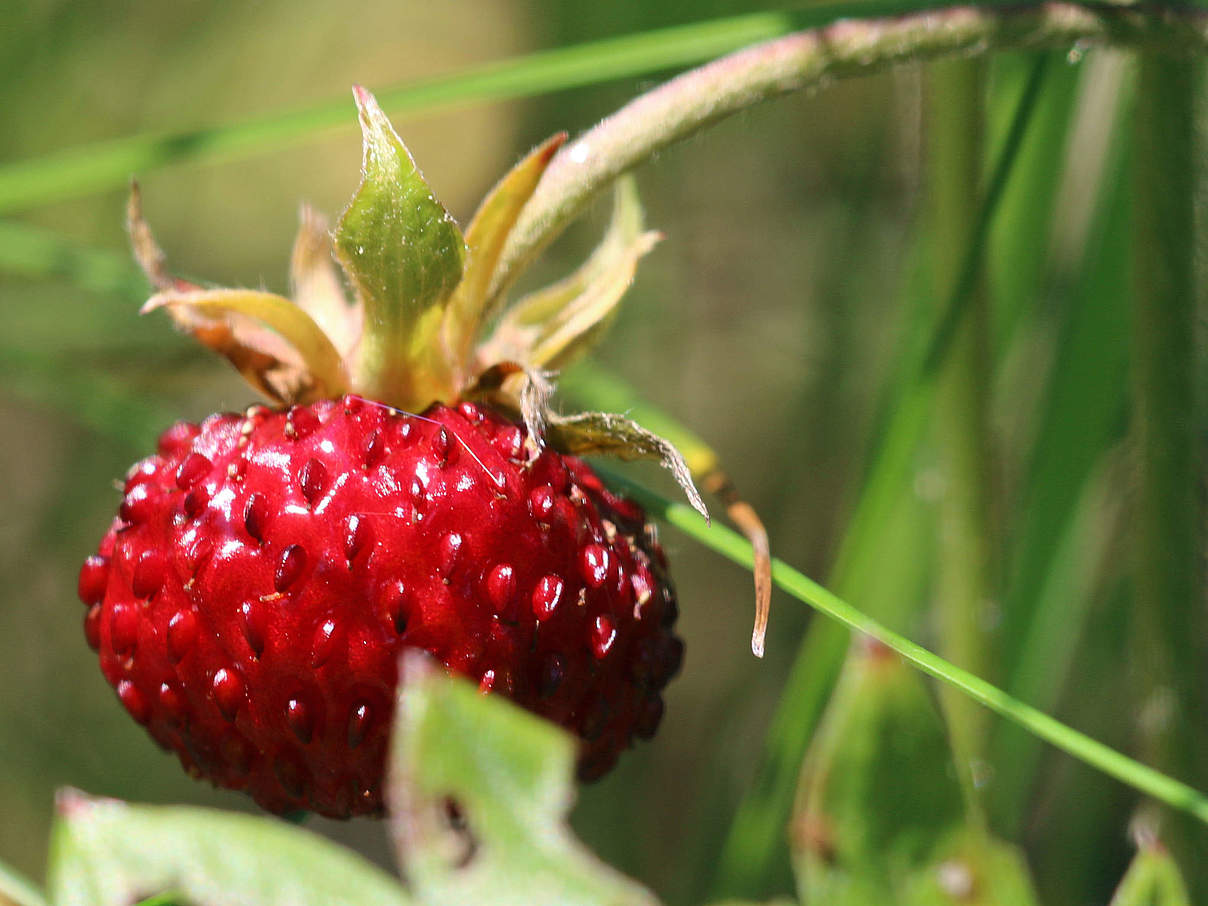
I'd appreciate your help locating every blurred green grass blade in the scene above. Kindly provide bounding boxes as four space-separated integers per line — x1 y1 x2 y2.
925 55 996 780
1111 842 1193 906
130 895 186 906
1130 52 1208 893
986 52 1082 347
598 467 1208 829
790 643 967 903
0 857 46 906
0 221 146 298
989 450 1126 824
990 69 1135 828
708 481 935 900
0 3 919 215
0 346 175 449
709 53 1050 901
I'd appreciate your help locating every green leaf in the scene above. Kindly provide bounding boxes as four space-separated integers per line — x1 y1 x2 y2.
388 653 660 906
335 86 467 409
46 789 412 906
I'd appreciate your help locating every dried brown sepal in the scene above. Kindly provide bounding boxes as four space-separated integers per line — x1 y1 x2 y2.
547 410 708 522
703 471 772 658
142 289 349 403
289 204 360 358
461 360 554 454
518 367 556 449
126 182 197 293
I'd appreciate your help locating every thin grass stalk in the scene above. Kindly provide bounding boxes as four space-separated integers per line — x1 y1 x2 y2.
597 466 1208 828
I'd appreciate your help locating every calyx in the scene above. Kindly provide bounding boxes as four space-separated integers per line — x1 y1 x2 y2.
129 85 706 520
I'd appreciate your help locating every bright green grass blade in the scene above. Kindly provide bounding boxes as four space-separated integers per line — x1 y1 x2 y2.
0 3 920 215
597 466 1208 829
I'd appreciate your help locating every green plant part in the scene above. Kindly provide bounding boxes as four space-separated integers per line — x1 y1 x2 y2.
78 86 778 817
1108 828 1192 906
791 637 965 903
389 652 660 906
789 637 1040 904
899 831 1039 906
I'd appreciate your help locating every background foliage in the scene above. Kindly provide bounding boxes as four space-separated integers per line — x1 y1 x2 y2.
2 2 1205 905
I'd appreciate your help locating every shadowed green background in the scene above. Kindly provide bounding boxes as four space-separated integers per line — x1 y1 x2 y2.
2 2 1202 905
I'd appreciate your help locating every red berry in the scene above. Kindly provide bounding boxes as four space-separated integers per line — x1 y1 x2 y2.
81 401 680 817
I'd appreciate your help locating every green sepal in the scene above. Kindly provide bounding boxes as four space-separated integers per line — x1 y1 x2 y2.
547 410 708 521
336 85 467 408
1108 839 1192 906
444 133 566 377
388 652 660 906
480 176 657 373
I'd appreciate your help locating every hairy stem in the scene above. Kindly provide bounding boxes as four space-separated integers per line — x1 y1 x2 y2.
493 1 1208 301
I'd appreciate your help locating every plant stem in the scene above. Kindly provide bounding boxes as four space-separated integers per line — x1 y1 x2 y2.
494 2 1208 300
596 466 1208 829
4 7 1204 221
926 56 998 790
1130 49 1207 891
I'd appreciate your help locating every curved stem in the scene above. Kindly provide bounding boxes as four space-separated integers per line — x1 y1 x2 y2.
493 1 1208 301
596 466 1208 829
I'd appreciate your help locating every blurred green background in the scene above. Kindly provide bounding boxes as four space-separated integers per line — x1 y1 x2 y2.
2 2 1204 905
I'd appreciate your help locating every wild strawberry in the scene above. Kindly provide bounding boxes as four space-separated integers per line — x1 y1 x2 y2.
77 87 718 817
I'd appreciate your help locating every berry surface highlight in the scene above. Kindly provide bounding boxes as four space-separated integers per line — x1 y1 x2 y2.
82 399 681 816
